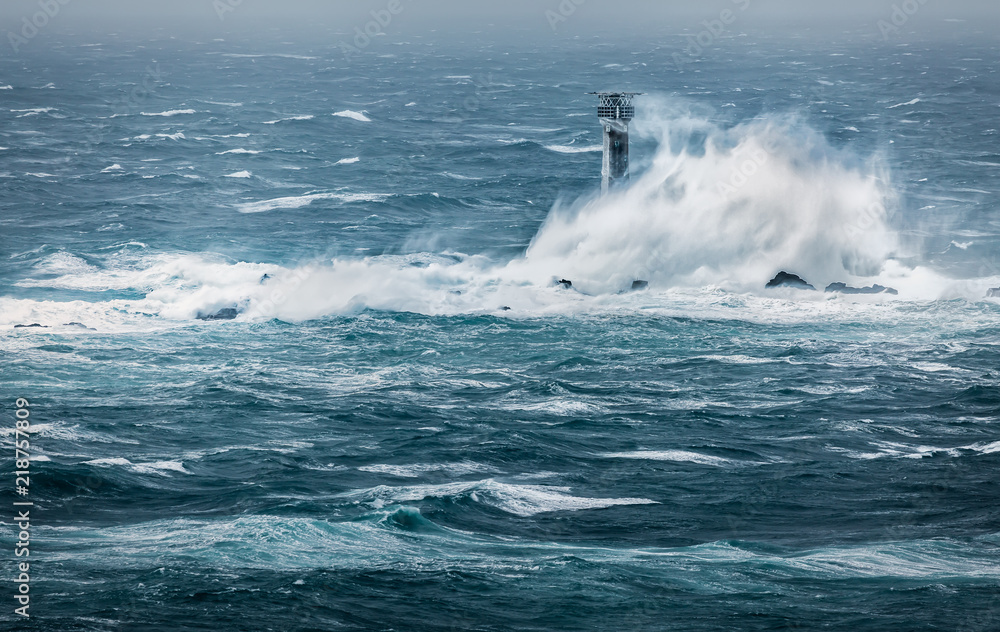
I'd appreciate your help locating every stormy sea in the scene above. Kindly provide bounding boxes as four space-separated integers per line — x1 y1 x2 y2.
2 18 1000 632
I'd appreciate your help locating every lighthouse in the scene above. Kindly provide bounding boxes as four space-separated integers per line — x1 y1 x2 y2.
590 92 641 194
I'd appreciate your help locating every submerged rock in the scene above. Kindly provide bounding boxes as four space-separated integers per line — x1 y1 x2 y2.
197 307 239 321
630 280 649 291
555 279 573 289
765 272 816 291
14 323 47 329
988 288 1000 298
825 282 898 295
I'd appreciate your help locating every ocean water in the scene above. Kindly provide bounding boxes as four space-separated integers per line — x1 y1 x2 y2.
2 25 1000 631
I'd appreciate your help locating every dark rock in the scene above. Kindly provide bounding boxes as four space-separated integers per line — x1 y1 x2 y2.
556 279 573 289
499 306 512 311
14 323 47 329
259 274 271 284
630 280 649 291
825 282 898 295
988 288 1000 298
64 322 96 330
765 272 816 291
197 307 239 321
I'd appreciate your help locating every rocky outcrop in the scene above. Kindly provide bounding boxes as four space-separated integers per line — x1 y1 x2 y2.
988 288 1000 298
825 282 898 295
765 272 816 291
196 307 239 321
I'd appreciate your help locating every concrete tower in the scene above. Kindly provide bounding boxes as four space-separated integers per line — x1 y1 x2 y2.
591 92 641 194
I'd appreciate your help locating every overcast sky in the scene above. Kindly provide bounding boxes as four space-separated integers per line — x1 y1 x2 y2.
1 0 995 37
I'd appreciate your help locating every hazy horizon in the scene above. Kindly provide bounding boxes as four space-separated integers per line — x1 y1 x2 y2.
2 0 998 42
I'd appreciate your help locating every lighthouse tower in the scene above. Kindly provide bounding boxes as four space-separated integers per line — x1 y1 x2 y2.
590 92 641 194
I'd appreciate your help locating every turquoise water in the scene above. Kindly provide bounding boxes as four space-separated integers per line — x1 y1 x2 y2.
2 27 1000 631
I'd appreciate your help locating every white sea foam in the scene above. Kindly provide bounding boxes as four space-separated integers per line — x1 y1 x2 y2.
357 461 496 478
12 107 55 117
156 132 185 141
968 441 1000 455
84 457 191 475
601 450 739 467
335 157 360 165
141 109 196 117
216 148 260 155
333 110 371 122
6 102 1000 328
508 100 902 296
263 115 314 124
344 479 656 516
236 192 388 214
0 421 137 444
101 164 124 173
544 144 603 154
887 98 921 109
224 170 252 178
504 399 601 415
0 85 12 90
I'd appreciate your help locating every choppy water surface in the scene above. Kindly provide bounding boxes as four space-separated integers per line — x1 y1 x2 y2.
2 25 1000 631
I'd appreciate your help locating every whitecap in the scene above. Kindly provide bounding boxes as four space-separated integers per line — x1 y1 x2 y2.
332 110 371 122
263 115 314 124
357 461 496 478
101 164 124 173
544 143 613 154
335 157 360 165
601 450 738 467
216 148 260 155
887 98 920 109
224 170 252 178
236 192 389 214
343 479 656 516
141 109 196 116
84 457 191 475
12 107 55 117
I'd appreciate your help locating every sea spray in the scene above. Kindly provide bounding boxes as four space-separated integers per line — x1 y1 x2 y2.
7 106 986 326
515 101 900 294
